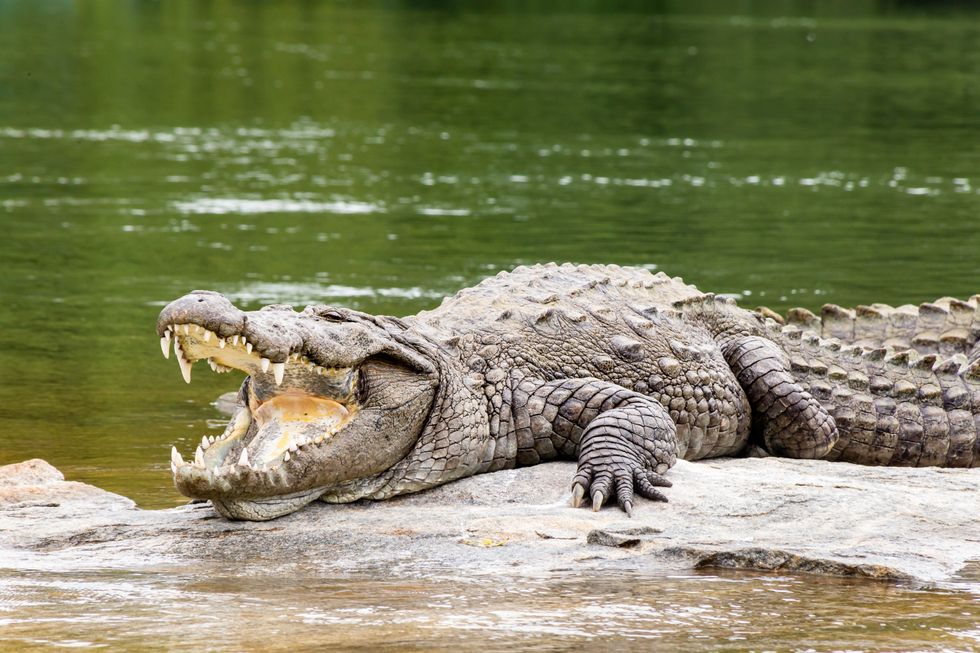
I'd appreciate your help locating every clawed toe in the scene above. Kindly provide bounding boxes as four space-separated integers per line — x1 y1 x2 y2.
570 463 670 515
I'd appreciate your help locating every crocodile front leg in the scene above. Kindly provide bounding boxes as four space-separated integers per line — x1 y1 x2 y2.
722 335 840 458
502 377 677 516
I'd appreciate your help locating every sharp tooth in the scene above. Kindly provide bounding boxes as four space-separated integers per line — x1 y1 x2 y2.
208 358 217 372
171 446 184 467
194 325 203 334
195 446 205 467
314 435 324 444
218 338 226 349
161 333 171 359
246 342 253 354
231 335 240 346
183 324 190 335
201 435 210 450
238 448 250 468
229 409 251 439
203 330 212 342
273 362 285 385
260 358 270 372
283 451 290 462
208 435 215 444
177 351 193 383
288 444 297 453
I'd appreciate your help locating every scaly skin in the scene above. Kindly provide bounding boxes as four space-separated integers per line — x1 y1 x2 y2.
157 264 980 520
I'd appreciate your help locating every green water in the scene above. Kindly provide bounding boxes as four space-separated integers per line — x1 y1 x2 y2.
1 1 978 650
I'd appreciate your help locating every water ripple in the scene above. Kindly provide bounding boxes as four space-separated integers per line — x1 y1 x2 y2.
172 198 382 215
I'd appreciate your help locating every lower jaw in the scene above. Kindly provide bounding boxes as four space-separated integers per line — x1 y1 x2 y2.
209 487 326 521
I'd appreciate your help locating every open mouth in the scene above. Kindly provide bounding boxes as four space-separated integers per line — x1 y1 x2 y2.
162 322 359 501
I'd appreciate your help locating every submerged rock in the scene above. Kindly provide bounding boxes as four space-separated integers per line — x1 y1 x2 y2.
0 457 977 588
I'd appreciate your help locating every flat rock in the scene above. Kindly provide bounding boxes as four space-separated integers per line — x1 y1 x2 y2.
0 457 977 589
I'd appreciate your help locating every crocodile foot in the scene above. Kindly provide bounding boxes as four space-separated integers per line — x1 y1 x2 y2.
570 455 673 517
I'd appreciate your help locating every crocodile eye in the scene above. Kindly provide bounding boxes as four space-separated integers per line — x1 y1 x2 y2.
320 309 344 321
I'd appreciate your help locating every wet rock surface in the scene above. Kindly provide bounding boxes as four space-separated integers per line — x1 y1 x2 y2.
0 457 977 588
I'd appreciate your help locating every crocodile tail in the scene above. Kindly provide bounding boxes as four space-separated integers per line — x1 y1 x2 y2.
768 319 980 468
770 294 980 360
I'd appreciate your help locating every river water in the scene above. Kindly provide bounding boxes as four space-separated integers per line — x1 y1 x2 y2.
0 1 978 650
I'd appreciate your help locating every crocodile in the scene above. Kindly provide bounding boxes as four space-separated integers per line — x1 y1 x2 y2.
157 263 980 520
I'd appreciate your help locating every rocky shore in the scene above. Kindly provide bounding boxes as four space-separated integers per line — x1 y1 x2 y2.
1 457 977 588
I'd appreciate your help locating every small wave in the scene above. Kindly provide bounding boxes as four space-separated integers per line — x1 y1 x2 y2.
220 281 443 306
416 207 471 217
172 198 382 215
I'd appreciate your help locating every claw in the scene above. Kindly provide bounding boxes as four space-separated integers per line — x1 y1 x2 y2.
571 483 586 508
592 491 604 512
623 500 633 518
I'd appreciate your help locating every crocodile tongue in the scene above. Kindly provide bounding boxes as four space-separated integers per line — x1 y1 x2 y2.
247 391 353 465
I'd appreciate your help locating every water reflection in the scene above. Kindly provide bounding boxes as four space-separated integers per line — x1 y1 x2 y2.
0 567 977 651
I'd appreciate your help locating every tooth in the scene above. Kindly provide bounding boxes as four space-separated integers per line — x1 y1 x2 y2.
171 446 184 468
238 449 250 468
231 335 239 346
314 435 324 444
246 342 253 354
201 435 210 450
177 351 193 384
260 358 270 372
203 331 212 343
229 409 251 439
208 435 215 444
288 444 297 453
208 359 216 372
218 338 226 349
283 451 290 462
183 324 190 335
195 446 205 467
194 325 203 334
273 362 285 385
160 333 171 359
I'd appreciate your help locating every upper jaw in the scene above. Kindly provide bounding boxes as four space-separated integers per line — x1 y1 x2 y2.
159 320 351 388
156 291 436 375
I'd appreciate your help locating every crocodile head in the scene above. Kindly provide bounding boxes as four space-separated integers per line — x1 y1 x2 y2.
157 291 438 520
